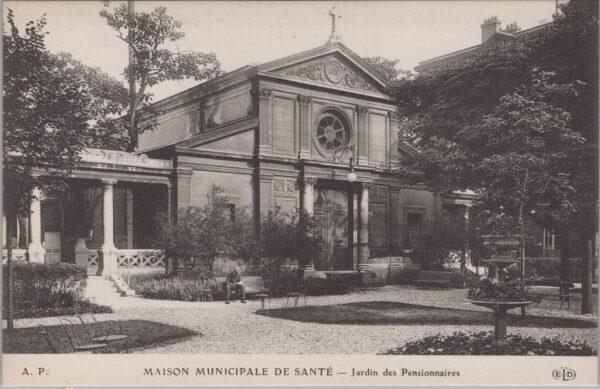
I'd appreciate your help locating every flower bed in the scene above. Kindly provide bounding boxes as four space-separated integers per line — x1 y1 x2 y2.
467 278 527 302
136 276 220 301
382 331 596 355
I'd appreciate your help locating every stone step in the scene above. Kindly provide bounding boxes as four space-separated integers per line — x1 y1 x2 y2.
84 276 124 301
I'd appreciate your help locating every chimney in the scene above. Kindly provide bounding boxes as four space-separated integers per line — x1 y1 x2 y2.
481 16 501 43
502 21 521 35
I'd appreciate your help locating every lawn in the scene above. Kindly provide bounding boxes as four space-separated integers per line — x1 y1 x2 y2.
256 301 598 328
3 319 197 353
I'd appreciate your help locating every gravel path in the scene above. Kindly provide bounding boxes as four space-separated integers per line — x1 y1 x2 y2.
7 286 597 354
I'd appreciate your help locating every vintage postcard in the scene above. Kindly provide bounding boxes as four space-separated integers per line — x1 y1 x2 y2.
2 0 598 386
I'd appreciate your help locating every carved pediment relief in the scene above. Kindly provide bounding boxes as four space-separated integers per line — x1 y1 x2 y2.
275 56 380 93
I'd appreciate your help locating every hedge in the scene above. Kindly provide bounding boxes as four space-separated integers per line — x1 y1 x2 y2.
3 260 88 307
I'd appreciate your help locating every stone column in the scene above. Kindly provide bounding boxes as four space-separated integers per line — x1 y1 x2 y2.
357 183 370 270
126 189 134 249
301 177 315 273
27 188 45 263
300 177 324 278
254 87 272 155
301 177 315 216
356 106 369 165
297 95 312 159
98 179 118 276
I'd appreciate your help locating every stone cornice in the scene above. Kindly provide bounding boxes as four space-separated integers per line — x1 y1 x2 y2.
256 72 393 104
81 148 172 169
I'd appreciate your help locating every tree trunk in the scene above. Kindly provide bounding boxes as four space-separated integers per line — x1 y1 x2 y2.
559 229 570 298
581 236 593 314
5 207 16 333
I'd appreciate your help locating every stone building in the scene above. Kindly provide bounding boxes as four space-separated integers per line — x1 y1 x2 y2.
4 37 474 279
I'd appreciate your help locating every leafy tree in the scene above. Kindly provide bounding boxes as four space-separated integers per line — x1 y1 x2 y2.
153 186 233 273
393 0 597 313
3 10 129 332
100 4 223 150
528 0 598 313
364 56 412 86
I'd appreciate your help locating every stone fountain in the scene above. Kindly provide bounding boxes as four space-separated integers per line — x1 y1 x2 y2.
466 235 532 346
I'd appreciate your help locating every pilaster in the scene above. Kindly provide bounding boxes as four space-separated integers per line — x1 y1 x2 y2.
253 87 273 155
297 95 312 159
388 111 400 164
176 168 193 209
356 105 369 165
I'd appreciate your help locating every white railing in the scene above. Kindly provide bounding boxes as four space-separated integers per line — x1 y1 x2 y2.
2 248 28 263
87 250 100 266
116 249 166 268
85 249 165 268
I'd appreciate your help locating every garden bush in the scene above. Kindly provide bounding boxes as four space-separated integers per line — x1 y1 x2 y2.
3 260 88 307
382 331 596 355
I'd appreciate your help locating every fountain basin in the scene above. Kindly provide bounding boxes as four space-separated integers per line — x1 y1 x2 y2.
466 299 533 346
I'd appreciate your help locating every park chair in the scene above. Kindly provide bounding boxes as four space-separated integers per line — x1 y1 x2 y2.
559 282 580 309
73 308 129 352
60 318 108 353
38 324 59 353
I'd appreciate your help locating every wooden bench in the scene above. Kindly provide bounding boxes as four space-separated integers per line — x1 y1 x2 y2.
413 271 454 288
215 276 270 307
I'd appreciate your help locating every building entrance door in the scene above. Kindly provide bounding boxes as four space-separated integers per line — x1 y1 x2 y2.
313 187 352 270
44 231 61 264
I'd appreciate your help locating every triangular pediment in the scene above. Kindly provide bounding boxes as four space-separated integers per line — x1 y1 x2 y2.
257 43 389 98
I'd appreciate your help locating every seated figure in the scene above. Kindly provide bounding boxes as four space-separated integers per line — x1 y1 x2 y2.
223 266 246 304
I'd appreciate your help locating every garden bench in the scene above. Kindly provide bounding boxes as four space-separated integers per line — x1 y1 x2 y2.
215 276 270 308
413 271 454 288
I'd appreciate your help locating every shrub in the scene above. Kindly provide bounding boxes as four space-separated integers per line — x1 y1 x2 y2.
3 260 88 308
382 331 596 355
136 276 219 301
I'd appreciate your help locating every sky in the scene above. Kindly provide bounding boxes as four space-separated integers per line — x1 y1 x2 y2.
4 1 557 100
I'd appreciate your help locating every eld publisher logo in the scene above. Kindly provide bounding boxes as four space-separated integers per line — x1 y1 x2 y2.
553 367 576 381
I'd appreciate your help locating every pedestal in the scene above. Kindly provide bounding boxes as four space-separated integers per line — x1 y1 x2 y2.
27 243 45 263
493 308 508 346
74 238 89 268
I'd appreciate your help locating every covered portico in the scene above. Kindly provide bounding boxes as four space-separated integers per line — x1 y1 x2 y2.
2 149 174 276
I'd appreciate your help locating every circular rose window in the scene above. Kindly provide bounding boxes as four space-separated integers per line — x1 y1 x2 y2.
314 111 351 158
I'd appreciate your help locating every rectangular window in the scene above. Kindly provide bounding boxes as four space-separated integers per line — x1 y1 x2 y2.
543 229 560 250
405 210 423 249
226 204 236 222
